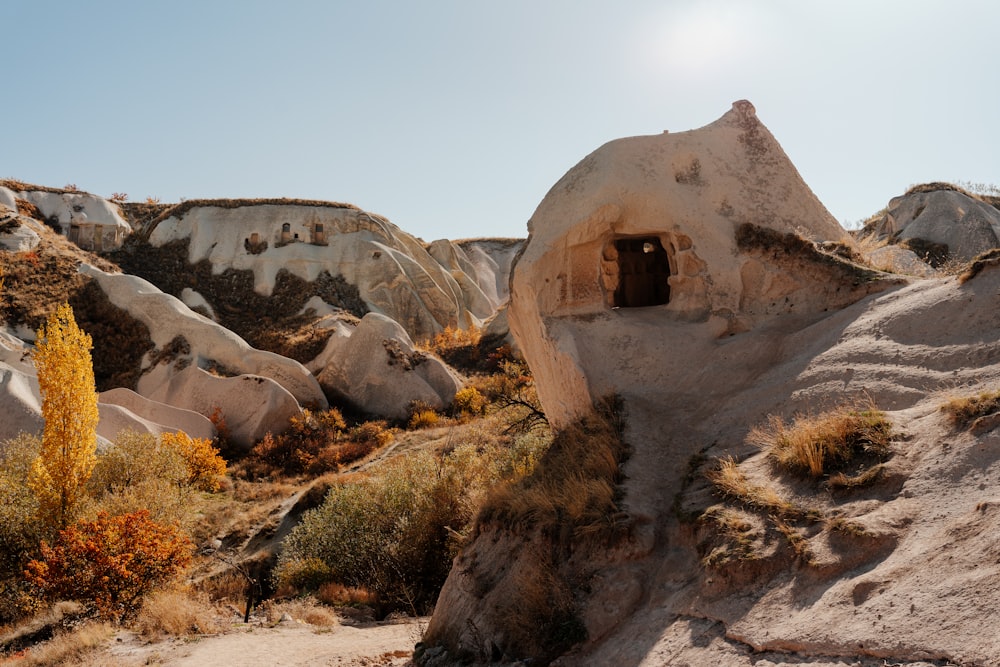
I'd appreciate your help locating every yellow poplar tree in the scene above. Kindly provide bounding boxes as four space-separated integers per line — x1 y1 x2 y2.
29 303 99 530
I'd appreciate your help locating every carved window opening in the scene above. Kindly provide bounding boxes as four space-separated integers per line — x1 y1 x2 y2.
605 236 673 308
280 223 291 243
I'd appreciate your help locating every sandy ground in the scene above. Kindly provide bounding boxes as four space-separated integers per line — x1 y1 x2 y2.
100 618 422 667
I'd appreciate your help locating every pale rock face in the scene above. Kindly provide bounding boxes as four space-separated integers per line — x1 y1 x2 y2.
0 332 43 441
865 245 938 277
305 319 355 374
81 264 327 410
0 187 17 212
147 204 499 340
180 288 218 320
867 189 1000 262
14 189 130 251
0 222 40 252
315 312 462 420
98 388 215 441
0 362 44 442
427 239 497 315
507 100 864 428
0 333 214 445
141 365 300 449
0 203 41 252
457 238 523 305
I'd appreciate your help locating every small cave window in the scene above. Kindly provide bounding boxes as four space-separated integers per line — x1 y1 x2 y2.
607 236 673 308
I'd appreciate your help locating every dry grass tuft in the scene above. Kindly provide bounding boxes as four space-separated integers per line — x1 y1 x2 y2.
750 401 893 478
826 516 876 538
476 397 628 538
773 519 815 565
699 506 761 566
316 582 376 607
959 248 1000 284
264 597 338 628
706 457 817 521
135 589 224 637
826 464 884 491
942 388 1000 427
3 620 114 666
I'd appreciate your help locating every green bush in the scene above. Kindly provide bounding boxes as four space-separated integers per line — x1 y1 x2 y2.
85 431 193 527
0 433 44 623
274 431 546 614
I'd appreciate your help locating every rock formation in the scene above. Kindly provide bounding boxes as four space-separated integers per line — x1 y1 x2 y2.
506 99 872 429
0 184 131 252
424 102 1000 665
145 201 500 340
315 312 462 421
79 264 327 447
98 388 215 441
859 184 1000 266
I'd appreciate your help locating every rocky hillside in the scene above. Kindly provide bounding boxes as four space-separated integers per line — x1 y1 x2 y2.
4 101 1000 666
0 182 520 448
422 102 1000 666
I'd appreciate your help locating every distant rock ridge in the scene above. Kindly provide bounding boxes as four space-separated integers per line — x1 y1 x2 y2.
143 201 506 341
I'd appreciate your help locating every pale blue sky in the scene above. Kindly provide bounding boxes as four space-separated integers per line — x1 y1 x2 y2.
3 1 997 240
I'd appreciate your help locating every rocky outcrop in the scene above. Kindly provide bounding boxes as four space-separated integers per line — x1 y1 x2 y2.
425 103 1000 666
98 388 215 441
141 366 300 449
0 210 41 253
0 333 43 442
79 264 326 446
0 185 130 252
145 202 503 340
506 100 878 429
0 332 216 445
81 265 326 409
860 186 1000 265
315 312 462 421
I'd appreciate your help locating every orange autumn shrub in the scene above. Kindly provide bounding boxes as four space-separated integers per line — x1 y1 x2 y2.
159 431 227 492
25 510 193 621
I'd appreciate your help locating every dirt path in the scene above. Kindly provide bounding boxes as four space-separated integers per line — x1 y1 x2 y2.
102 617 423 666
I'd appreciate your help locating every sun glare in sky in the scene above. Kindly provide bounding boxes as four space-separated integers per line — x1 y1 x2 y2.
640 4 769 81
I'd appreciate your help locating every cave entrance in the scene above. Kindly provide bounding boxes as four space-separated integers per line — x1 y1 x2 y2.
608 236 673 308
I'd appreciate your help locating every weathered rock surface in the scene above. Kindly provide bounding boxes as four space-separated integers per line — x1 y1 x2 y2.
0 332 43 442
146 202 503 340
457 238 524 306
864 244 938 277
0 185 131 251
426 103 1000 666
0 211 41 252
315 312 462 421
81 264 326 410
506 100 876 429
861 187 1000 264
141 366 300 449
0 332 216 445
98 388 215 441
77 264 327 446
